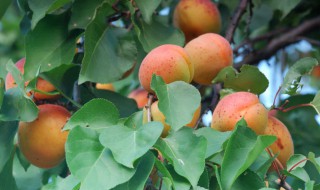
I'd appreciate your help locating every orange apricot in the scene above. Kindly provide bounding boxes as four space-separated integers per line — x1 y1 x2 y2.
128 88 149 109
18 104 71 168
96 83 115 91
139 44 194 92
211 92 268 134
184 33 233 85
5 58 60 100
173 0 221 42
264 116 294 167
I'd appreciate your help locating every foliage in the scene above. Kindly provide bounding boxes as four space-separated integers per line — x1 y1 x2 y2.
1 0 320 190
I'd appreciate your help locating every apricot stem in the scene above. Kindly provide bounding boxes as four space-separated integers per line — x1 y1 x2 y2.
271 86 282 108
275 103 312 113
265 148 283 178
146 93 154 122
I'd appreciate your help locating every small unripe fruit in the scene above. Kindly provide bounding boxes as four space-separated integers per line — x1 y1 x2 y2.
128 88 149 109
18 104 71 168
96 83 115 91
139 44 194 92
264 115 294 167
185 33 233 85
143 101 201 137
173 0 221 42
211 92 268 134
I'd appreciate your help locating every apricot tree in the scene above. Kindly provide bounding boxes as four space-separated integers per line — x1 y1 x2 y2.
1 0 320 190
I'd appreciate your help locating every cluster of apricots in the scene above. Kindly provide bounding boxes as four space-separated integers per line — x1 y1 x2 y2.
137 0 294 168
5 58 71 168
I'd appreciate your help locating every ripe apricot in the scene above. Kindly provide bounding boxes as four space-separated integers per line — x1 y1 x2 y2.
211 92 268 134
173 0 221 42
264 115 294 167
143 101 201 137
5 58 28 90
128 88 149 109
139 44 194 92
96 83 115 91
184 33 233 85
5 58 60 100
18 104 71 168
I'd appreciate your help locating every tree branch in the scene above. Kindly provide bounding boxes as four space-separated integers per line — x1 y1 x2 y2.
236 16 320 68
225 0 250 43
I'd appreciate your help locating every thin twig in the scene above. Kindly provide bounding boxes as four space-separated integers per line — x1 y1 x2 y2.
236 16 320 68
225 0 249 42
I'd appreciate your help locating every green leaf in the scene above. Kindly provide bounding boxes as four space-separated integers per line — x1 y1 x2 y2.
286 154 307 171
154 158 175 188
221 120 276 190
310 91 320 115
41 175 80 190
154 127 206 188
124 111 143 129
69 0 105 29
283 167 310 182
112 152 155 190
99 122 163 168
66 126 136 190
213 65 269 95
232 170 265 190
0 88 38 122
198 168 209 189
308 152 320 173
282 57 318 95
64 99 119 130
0 149 18 190
0 0 11 20
132 16 185 52
28 0 72 29
266 0 302 19
134 0 161 24
194 128 232 158
151 75 201 131
167 165 191 189
250 151 275 180
25 13 79 80
13 154 52 190
305 180 315 190
79 2 136 84
0 121 18 171
79 86 139 118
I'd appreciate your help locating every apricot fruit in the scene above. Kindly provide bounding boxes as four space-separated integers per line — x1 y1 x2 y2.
173 0 221 42
5 58 60 100
18 104 71 168
311 65 320 78
96 83 115 91
143 101 201 137
264 115 294 167
184 33 233 85
5 58 29 90
211 92 268 134
139 44 194 92
128 88 149 109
